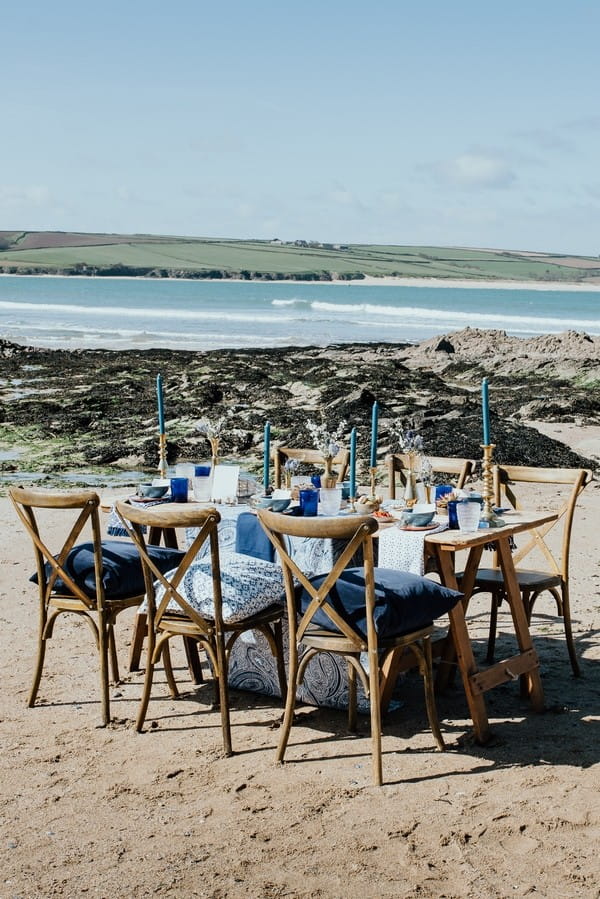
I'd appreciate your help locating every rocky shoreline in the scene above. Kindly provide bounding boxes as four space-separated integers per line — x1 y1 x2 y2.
0 328 598 489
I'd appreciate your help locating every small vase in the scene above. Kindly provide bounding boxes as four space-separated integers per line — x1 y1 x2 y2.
209 437 219 470
404 471 417 505
322 456 337 488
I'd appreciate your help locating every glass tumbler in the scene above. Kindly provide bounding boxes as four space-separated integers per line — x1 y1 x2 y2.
457 499 481 532
299 488 319 517
319 487 342 516
193 465 212 502
170 477 189 503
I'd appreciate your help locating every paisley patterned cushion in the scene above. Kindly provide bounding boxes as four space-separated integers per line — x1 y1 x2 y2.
154 550 285 624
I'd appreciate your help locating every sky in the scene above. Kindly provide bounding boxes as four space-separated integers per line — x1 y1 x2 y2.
2 0 599 256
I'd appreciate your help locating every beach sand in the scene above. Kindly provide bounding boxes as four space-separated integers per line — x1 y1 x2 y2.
1 439 598 897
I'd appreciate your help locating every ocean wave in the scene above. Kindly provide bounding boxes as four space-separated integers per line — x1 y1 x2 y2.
0 300 295 325
271 298 309 306
309 301 600 330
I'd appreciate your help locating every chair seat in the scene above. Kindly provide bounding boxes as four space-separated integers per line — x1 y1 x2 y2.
297 567 462 641
153 550 285 624
32 540 185 600
473 568 562 592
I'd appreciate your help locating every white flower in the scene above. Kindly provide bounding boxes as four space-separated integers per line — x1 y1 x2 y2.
391 419 425 455
306 419 348 458
195 416 229 439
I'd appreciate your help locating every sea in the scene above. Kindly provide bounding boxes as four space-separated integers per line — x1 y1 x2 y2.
0 275 599 351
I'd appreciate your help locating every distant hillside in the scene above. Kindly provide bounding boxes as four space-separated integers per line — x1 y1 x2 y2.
1 230 599 283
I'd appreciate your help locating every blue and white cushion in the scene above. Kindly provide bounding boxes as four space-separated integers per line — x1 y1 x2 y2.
154 550 284 624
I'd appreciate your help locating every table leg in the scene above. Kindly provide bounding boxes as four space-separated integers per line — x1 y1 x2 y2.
433 545 491 744
436 544 483 688
496 537 544 711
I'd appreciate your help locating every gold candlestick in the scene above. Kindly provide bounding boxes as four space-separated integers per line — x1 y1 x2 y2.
158 432 168 479
368 466 378 502
480 443 504 527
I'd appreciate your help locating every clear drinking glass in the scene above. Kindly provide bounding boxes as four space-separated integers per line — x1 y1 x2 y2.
193 465 212 502
456 499 481 532
319 487 342 516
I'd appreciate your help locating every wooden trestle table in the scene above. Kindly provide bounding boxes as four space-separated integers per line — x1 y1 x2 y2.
380 510 558 744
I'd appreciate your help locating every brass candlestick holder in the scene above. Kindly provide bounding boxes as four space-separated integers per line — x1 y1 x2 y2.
158 432 168 479
368 466 379 502
480 443 504 527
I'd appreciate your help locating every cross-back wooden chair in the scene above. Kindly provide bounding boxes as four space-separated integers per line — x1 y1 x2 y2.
472 465 593 675
116 501 287 755
273 446 350 488
257 509 463 786
386 454 476 500
10 486 183 726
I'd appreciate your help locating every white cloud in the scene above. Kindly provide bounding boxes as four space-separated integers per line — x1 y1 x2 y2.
428 153 516 190
0 184 51 206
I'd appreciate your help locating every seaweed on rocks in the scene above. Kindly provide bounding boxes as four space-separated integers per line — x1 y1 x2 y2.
0 334 597 487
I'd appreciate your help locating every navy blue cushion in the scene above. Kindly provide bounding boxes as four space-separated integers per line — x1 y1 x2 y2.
31 541 185 600
235 511 275 562
297 567 463 640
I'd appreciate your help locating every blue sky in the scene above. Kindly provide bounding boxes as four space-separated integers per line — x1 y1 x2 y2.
3 0 599 255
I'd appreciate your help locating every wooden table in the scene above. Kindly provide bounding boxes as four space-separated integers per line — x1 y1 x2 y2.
380 510 558 744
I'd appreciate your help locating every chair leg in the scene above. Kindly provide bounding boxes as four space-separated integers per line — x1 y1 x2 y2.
420 638 445 752
28 625 48 709
273 621 288 704
128 612 147 672
561 584 581 677
136 632 158 732
276 645 299 764
98 617 111 727
183 637 204 685
368 651 383 787
347 660 358 733
162 640 179 698
214 631 233 757
108 623 120 684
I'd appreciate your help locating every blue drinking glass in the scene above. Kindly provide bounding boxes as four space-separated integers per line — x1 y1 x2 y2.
170 477 189 503
447 500 459 529
299 488 319 516
435 484 454 502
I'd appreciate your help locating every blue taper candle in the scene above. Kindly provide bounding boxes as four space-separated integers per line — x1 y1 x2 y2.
349 427 357 499
156 374 165 435
370 401 378 469
263 421 271 492
482 378 491 445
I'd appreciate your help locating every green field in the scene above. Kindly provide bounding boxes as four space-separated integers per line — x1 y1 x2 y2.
1 231 599 283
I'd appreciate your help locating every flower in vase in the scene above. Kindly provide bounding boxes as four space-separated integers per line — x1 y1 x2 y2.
283 457 300 487
306 418 348 486
195 415 230 462
391 418 425 464
306 419 348 460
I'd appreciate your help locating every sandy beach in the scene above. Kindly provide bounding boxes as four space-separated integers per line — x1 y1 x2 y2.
1 468 599 898
0 330 598 897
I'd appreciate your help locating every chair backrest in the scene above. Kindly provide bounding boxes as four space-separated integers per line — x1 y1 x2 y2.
9 486 104 609
257 508 378 646
493 465 593 579
273 446 350 488
386 453 476 499
115 501 224 634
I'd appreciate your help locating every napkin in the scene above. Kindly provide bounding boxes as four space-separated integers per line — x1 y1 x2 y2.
235 511 275 563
